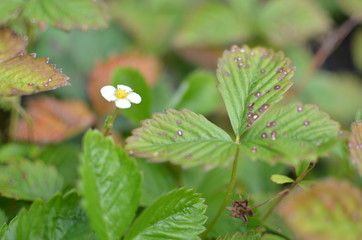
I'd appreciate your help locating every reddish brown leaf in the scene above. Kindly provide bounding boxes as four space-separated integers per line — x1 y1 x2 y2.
279 179 362 239
88 53 161 115
15 97 96 143
0 28 27 62
349 121 362 176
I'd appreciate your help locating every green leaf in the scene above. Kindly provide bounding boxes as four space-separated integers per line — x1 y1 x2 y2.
337 0 362 17
79 130 142 240
216 45 294 137
0 161 63 201
270 174 294 184
0 209 7 226
349 121 362 176
170 70 220 115
352 29 362 72
0 192 94 240
240 103 340 165
39 144 80 185
137 159 177 206
259 0 331 46
110 0 188 53
299 71 362 124
0 28 27 62
0 0 23 24
0 143 39 163
124 188 207 240
278 179 362 239
22 0 108 31
112 68 152 124
174 2 250 47
216 230 263 240
0 54 70 97
126 109 238 168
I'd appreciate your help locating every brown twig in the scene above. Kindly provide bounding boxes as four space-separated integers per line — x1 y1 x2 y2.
296 16 361 94
260 161 316 223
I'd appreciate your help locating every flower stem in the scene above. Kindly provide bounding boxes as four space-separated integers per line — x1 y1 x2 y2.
202 146 240 238
261 161 316 223
103 108 120 136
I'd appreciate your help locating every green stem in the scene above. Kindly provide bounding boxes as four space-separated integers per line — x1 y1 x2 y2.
103 108 120 136
202 146 240 238
261 161 316 223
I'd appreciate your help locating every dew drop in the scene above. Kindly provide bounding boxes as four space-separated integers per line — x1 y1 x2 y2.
43 83 49 87
254 92 262 98
238 63 244 68
274 85 281 90
48 77 52 82
27 83 34 86
185 154 192 159
177 130 183 136
240 48 246 53
251 113 259 121
297 105 303 112
304 121 310 126
260 69 266 74
247 112 252 118
266 121 277 128
247 103 254 111
270 131 277 140
261 132 268 138
252 145 258 153
258 104 270 113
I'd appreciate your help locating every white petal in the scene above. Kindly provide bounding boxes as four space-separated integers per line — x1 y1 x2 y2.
117 85 132 93
100 86 116 102
127 92 142 104
115 99 131 109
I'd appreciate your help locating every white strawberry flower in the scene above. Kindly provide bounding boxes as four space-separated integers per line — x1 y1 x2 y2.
100 85 141 109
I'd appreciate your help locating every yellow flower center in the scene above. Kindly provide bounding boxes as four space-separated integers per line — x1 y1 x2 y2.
115 89 128 99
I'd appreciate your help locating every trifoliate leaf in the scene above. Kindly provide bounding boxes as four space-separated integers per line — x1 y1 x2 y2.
124 188 207 240
270 174 294 184
23 0 108 31
170 70 220 115
0 28 27 62
0 54 70 97
126 109 238 168
112 68 152 124
241 103 340 165
349 121 362 176
216 45 294 137
337 0 362 17
0 161 63 201
80 130 142 240
258 0 331 46
0 192 93 240
14 96 95 143
278 179 362 239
